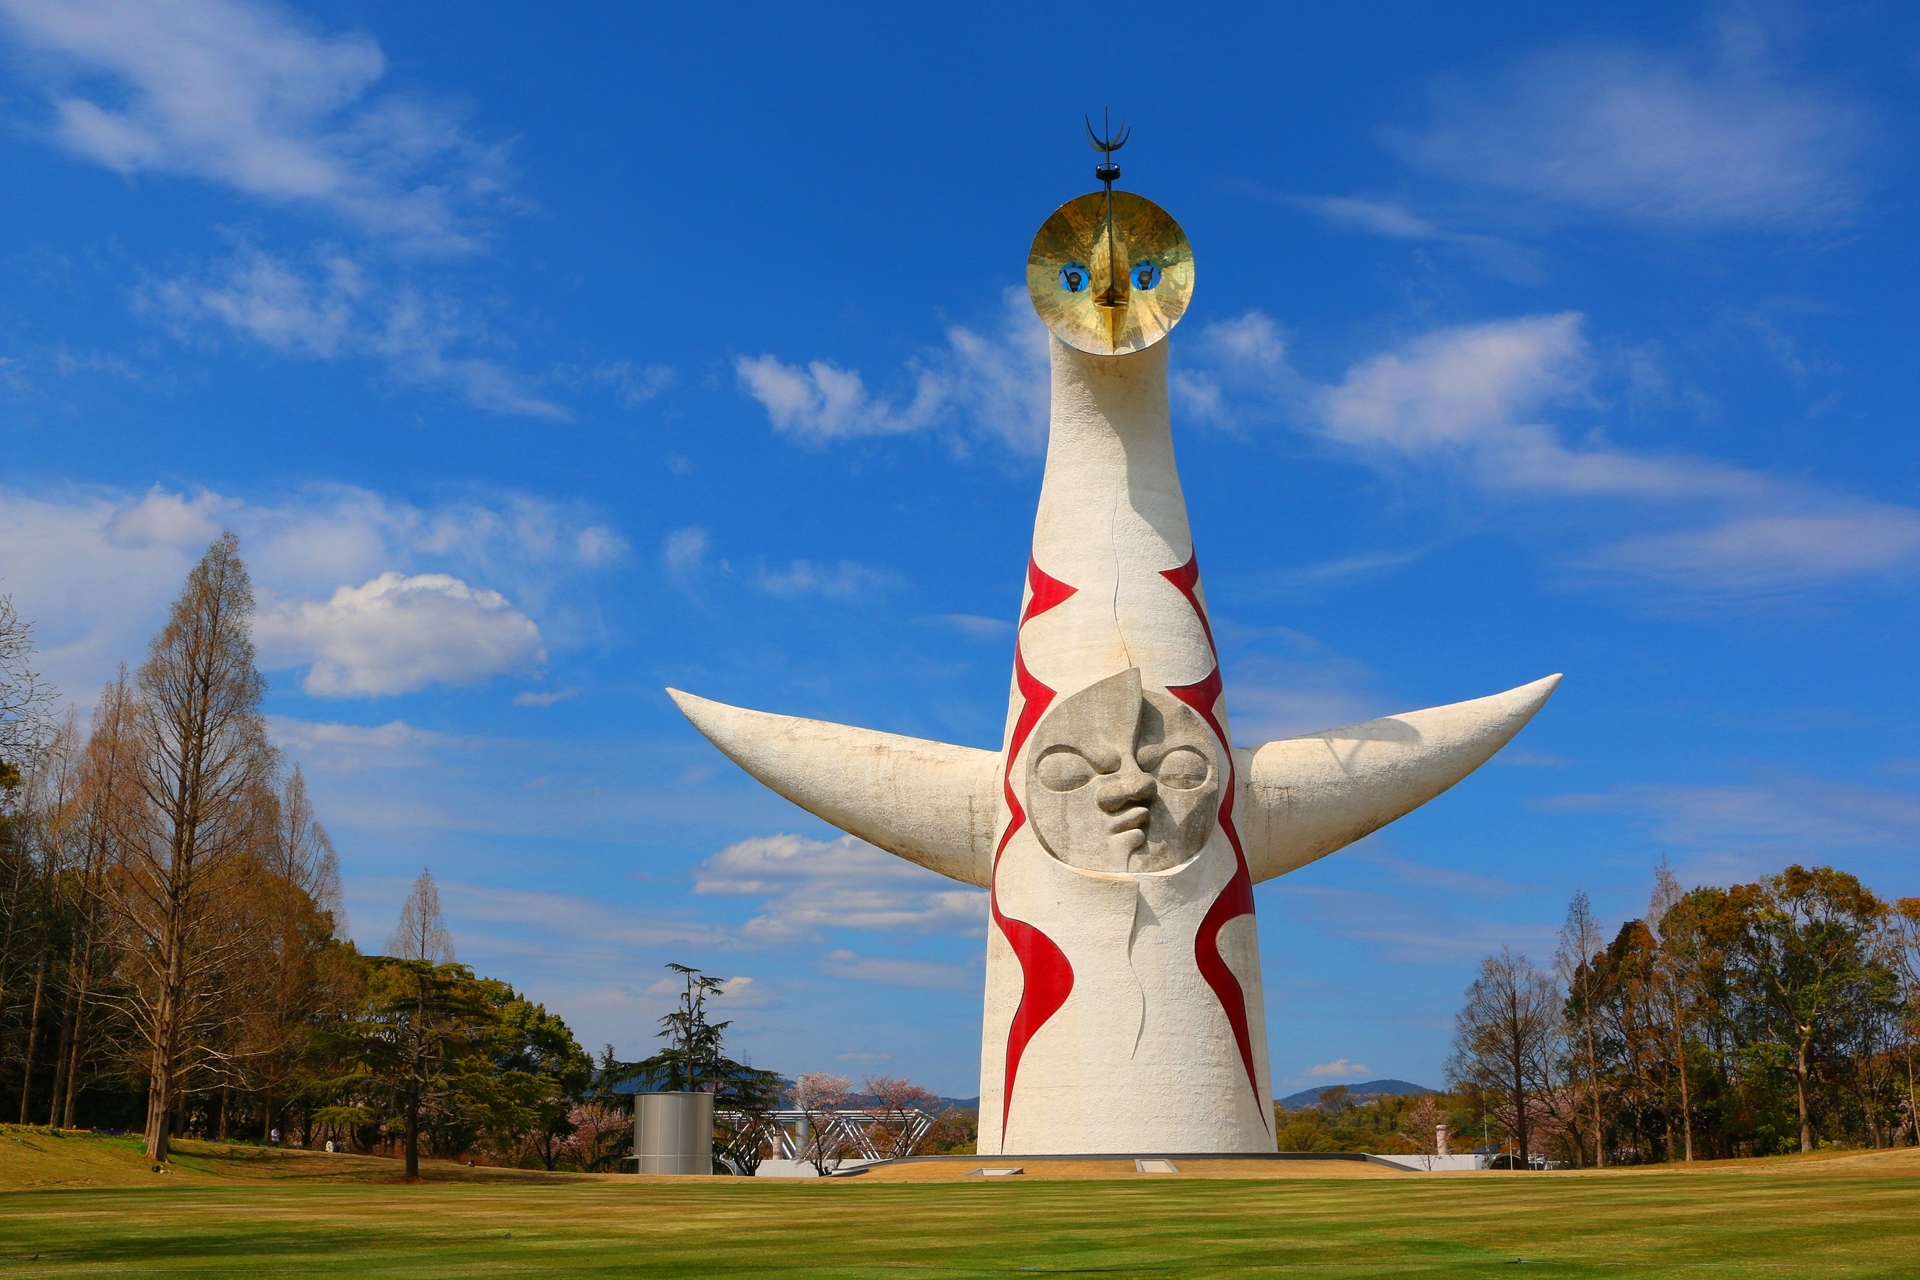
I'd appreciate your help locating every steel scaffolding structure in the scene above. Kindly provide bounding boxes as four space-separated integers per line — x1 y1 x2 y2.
716 1108 936 1163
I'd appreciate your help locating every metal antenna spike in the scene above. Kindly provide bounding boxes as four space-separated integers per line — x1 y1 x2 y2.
1085 108 1129 154
1088 108 1125 187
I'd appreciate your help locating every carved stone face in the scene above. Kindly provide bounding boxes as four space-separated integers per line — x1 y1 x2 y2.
1025 668 1221 875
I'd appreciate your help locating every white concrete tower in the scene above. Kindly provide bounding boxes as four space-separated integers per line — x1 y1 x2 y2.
667 150 1559 1156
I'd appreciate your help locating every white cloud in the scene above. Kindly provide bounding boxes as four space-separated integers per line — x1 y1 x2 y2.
735 354 941 442
693 833 986 943
142 245 567 418
1307 1058 1370 1079
0 483 619 702
737 286 1049 454
753 560 901 601
0 0 508 252
1390 27 1863 230
256 571 544 696
1319 313 1767 500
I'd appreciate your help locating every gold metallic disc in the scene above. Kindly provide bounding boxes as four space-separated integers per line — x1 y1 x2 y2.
1027 190 1194 356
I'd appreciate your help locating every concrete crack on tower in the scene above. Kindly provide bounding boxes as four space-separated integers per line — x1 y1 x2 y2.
1109 486 1133 670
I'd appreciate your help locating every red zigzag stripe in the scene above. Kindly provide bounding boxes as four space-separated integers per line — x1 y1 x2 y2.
1162 555 1266 1127
991 557 1077 1139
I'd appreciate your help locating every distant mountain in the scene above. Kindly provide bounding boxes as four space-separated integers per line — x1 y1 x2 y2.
1276 1079 1435 1110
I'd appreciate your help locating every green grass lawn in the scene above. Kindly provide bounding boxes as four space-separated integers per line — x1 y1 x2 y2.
3 1131 1918 1278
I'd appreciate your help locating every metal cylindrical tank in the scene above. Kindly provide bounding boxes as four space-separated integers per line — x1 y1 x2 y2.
633 1091 714 1175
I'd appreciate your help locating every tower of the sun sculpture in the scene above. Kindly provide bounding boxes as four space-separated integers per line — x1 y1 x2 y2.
671 127 1559 1156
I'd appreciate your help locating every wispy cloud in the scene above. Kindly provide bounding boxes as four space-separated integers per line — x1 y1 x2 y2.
1347 847 1520 898
1306 1058 1370 1080
753 559 902 601
1184 309 1920 600
1575 509 1920 598
588 360 674 407
819 949 976 992
1543 771 1920 854
1221 625 1382 744
140 244 567 418
735 355 942 442
1388 21 1864 231
267 716 477 773
1269 882 1558 965
737 287 1049 454
1269 191 1542 283
1494 747 1565 769
0 0 510 253
513 687 578 708
662 526 710 584
917 613 1013 640
693 833 986 944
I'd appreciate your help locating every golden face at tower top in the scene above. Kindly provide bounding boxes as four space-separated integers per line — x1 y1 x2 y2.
1027 190 1194 356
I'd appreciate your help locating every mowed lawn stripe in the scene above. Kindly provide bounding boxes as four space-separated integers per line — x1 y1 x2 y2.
3 1173 1919 1277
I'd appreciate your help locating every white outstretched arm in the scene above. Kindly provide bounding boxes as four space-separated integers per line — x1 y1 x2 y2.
667 689 1001 888
1234 674 1562 884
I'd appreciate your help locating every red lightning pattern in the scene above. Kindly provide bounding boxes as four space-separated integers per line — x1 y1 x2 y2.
991 557 1078 1139
1162 555 1266 1124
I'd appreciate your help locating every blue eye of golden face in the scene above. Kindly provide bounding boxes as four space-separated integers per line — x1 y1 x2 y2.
1059 263 1089 293
1132 261 1161 290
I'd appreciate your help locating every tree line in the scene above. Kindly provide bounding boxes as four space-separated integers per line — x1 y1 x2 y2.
0 536 963 1173
1450 862 1920 1164
0 536 593 1169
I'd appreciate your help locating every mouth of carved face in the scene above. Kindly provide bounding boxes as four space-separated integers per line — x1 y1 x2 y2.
1025 670 1221 876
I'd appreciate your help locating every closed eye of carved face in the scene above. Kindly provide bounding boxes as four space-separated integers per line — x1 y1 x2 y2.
1035 747 1095 793
1153 746 1210 791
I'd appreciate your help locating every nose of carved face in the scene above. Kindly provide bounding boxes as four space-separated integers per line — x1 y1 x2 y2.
1025 668 1221 875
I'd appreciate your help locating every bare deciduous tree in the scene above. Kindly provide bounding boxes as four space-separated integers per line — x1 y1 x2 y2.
0 592 57 784
48 674 139 1128
387 867 456 1179
1649 859 1698 1161
388 867 454 965
1449 947 1560 1167
110 531 273 1162
1557 889 1608 1167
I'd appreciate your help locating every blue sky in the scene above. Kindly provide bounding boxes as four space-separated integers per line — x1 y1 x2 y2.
3 0 1917 1097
